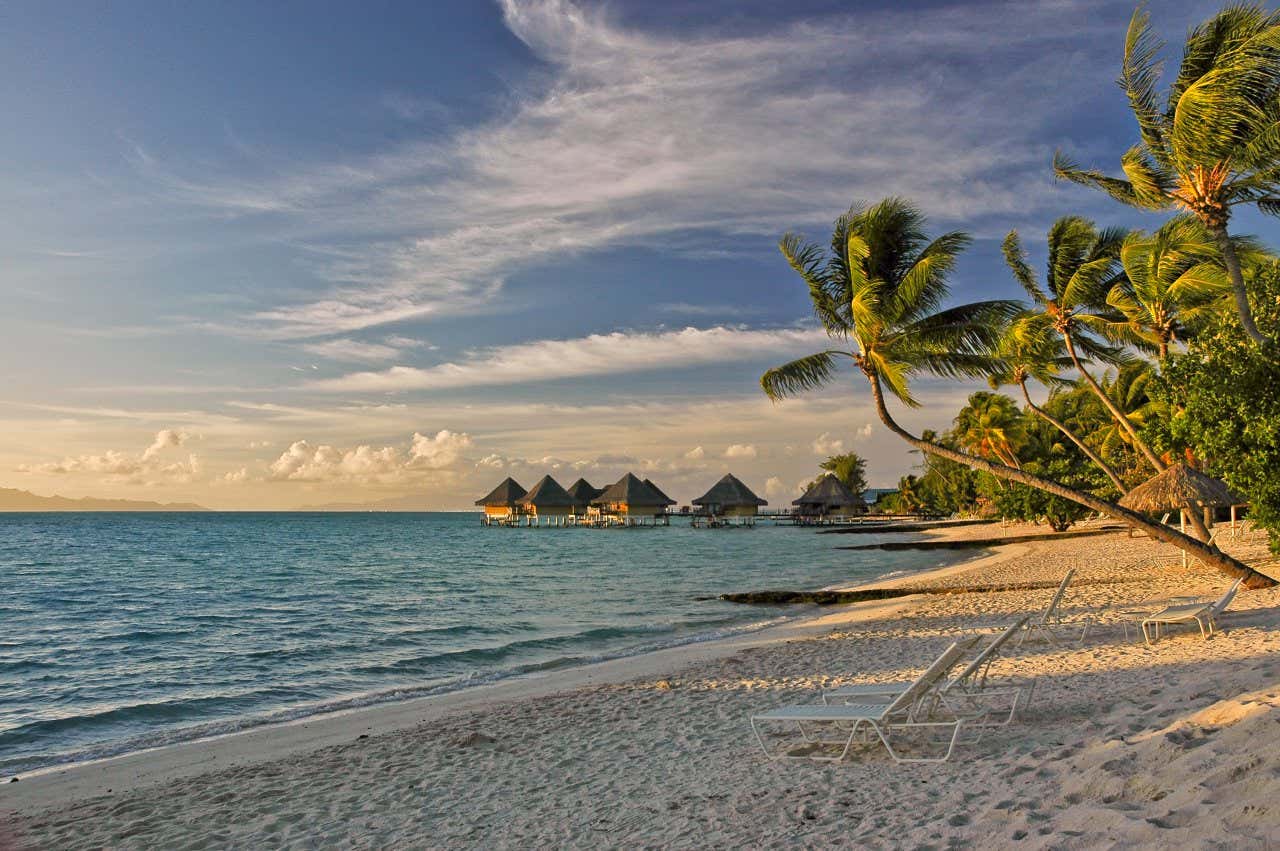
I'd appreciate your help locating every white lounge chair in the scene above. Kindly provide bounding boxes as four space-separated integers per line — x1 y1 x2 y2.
1017 569 1090 648
823 616 1033 726
750 641 974 763
1141 578 1243 645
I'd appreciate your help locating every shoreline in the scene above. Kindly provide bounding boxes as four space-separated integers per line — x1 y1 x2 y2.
9 523 1279 847
1 533 1003 814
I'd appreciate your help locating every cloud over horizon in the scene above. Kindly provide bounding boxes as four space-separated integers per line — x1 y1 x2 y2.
308 325 832 392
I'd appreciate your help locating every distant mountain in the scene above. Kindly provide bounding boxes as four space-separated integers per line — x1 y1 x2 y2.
300 493 444 511
0 487 208 512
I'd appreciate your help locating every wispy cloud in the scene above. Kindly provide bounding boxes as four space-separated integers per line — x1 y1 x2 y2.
299 335 432 364
308 325 829 392
132 0 1123 339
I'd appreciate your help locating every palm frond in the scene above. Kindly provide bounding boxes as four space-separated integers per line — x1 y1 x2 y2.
1053 151 1151 208
779 233 846 335
761 351 846 402
1121 5 1168 156
1001 230 1045 304
893 231 972 324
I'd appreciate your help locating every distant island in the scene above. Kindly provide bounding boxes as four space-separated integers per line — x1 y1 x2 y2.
0 487 208 512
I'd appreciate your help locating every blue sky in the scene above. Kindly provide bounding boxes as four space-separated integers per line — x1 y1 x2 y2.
0 0 1263 508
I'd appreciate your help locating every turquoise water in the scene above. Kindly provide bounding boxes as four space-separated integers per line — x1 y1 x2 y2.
0 512 957 776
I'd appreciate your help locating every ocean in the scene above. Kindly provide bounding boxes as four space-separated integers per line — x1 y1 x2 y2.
0 512 959 776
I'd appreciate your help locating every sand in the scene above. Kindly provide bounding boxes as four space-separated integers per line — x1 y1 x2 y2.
5 521 1280 849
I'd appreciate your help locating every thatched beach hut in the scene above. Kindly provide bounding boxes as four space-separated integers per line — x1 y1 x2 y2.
692 474 767 522
793 473 864 522
565 478 603 516
1119 463 1241 515
475 477 527 524
1119 463 1245 561
517 475 576 525
590 473 673 526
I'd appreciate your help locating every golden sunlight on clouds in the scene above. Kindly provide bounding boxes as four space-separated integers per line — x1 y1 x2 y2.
1 386 971 509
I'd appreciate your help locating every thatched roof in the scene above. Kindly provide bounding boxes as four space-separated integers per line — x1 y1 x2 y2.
1118 463 1243 512
475 477 527 506
643 478 678 507
692 473 768 508
518 475 576 508
565 478 602 508
593 473 670 506
792 473 862 509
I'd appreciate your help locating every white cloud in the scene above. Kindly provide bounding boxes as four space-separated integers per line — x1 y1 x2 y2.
266 430 473 483
857 423 873 439
222 467 249 484
300 338 408 364
310 325 829 392
683 446 705 460
18 429 201 484
724 443 758 459
409 429 474 469
141 428 190 460
764 476 796 501
811 432 845 456
133 0 1114 339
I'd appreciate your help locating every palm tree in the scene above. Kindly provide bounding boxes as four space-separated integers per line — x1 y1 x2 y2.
1054 4 1280 346
988 314 1128 492
762 197 1272 587
1003 216 1168 473
1106 216 1238 363
953 391 1027 469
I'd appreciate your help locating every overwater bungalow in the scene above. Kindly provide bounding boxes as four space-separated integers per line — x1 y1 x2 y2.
692 474 767 526
475 477 527 525
589 473 673 526
565 478 603 516
792 473 865 523
643 479 677 510
517 475 576 526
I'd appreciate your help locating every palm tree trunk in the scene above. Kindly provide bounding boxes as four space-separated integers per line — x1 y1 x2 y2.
1018 379 1126 494
867 373 1274 588
1061 333 1165 473
1211 223 1268 346
1059 334 1213 540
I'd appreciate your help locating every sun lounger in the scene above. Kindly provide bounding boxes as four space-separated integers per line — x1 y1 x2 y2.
1017 569 1091 648
750 641 974 763
1141 578 1243 645
823 616 1032 726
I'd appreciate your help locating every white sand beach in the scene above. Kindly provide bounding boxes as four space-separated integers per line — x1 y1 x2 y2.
5 522 1280 849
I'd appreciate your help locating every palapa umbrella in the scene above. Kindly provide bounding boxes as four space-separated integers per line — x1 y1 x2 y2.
1119 463 1244 565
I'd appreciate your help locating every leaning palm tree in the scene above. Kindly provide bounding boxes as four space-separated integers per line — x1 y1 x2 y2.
1003 216 1168 474
762 197 1272 586
1054 3 1280 345
988 313 1128 492
1106 216 1239 364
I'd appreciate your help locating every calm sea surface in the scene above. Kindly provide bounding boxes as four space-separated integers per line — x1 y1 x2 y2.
0 512 963 775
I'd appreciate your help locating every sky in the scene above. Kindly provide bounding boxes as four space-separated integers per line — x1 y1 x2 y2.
1 0 1266 509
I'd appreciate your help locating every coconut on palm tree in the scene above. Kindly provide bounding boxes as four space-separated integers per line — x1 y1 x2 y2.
762 196 1273 587
988 313 1128 492
1054 3 1280 345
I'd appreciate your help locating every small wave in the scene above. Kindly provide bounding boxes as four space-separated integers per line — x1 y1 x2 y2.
2 614 792 777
